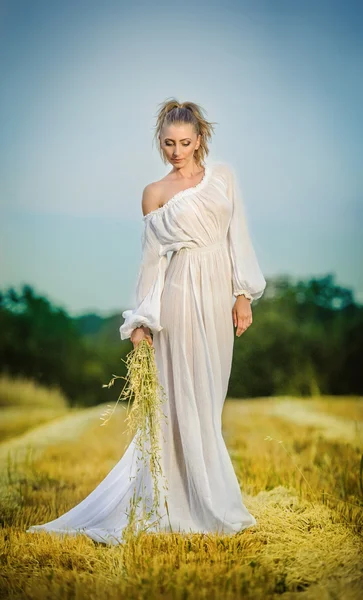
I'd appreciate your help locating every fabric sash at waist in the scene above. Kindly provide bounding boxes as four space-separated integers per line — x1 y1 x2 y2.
175 240 228 255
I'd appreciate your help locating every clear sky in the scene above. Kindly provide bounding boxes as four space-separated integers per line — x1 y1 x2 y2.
1 0 362 316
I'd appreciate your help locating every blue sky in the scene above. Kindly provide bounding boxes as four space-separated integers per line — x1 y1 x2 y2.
1 0 362 316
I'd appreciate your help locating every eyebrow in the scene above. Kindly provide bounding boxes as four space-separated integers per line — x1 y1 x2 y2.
164 138 192 142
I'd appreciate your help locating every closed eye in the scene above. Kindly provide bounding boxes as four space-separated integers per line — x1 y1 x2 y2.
165 142 191 146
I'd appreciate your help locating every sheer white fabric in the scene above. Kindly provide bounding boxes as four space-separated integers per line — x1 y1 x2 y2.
225 164 267 300
26 161 266 545
120 162 266 338
120 221 168 338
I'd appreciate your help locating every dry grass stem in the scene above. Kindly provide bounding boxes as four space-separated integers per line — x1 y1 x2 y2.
101 340 169 540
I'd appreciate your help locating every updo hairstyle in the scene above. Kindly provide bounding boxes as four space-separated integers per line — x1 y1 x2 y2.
153 97 217 167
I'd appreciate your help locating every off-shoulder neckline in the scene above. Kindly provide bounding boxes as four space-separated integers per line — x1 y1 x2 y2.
143 163 213 221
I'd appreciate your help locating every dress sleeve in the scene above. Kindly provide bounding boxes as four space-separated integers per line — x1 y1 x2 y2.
225 164 267 303
119 218 168 340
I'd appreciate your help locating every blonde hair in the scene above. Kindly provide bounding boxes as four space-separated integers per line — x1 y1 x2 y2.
153 97 217 167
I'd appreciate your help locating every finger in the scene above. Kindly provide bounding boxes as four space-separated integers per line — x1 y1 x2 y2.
236 318 250 337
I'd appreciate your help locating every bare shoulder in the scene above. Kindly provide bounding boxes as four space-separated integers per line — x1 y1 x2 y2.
142 173 175 216
141 182 163 217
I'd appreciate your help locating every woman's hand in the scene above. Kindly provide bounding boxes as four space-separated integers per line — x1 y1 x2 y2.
232 295 252 337
130 325 153 348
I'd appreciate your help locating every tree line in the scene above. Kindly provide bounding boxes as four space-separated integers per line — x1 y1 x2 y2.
0 275 361 407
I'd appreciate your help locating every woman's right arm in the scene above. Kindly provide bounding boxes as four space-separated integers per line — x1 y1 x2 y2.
119 185 168 342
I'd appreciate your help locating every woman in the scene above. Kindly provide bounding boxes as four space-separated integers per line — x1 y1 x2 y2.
27 99 266 545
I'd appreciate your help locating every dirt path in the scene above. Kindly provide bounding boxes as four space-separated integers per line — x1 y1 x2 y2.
0 402 110 468
263 397 363 447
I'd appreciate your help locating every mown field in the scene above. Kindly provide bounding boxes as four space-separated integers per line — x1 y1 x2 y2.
0 375 362 599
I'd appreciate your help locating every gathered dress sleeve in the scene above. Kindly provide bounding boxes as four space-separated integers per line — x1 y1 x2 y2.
119 218 168 340
225 164 267 303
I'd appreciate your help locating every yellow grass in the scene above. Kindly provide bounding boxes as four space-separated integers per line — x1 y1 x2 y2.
0 374 69 441
299 395 363 422
1 391 363 599
0 373 68 409
263 396 363 446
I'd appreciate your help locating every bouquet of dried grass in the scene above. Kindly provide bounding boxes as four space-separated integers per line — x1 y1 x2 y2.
101 339 169 539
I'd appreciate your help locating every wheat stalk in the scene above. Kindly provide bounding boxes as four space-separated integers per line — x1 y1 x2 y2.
102 340 169 540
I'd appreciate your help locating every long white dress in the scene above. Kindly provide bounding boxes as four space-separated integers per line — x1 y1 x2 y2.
26 161 266 545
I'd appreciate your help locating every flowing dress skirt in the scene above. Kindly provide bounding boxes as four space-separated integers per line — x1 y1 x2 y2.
26 240 257 545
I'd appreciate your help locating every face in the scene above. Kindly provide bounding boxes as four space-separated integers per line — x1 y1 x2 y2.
160 123 201 167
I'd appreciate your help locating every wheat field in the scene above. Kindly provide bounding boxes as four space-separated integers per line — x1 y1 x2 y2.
1 375 362 599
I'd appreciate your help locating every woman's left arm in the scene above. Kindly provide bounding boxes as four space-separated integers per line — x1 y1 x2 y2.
225 164 267 335
226 163 267 302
